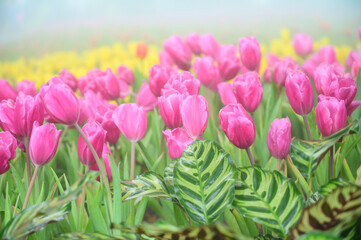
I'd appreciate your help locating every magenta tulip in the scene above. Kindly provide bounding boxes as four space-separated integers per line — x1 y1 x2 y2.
185 33 202 55
313 63 340 95
89 144 113 182
193 56 222 91
238 37 261 72
267 117 292 160
0 80 17 101
149 64 173 97
163 128 193 159
292 33 313 57
273 57 299 86
94 68 122 100
112 103 147 142
59 69 78 92
0 100 16 135
159 51 174 68
29 122 61 166
117 65 135 86
84 90 111 121
352 60 361 78
163 35 192 71
136 81 158 112
16 80 37 97
0 131 17 174
263 68 272 83
98 109 121 145
158 89 184 129
302 46 338 79
346 47 361 69
164 71 200 96
77 98 89 126
218 82 237 106
199 34 219 59
217 44 241 81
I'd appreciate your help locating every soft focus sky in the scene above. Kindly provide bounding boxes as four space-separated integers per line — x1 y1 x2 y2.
0 0 360 59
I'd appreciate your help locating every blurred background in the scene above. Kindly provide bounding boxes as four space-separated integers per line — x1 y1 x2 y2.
0 0 360 60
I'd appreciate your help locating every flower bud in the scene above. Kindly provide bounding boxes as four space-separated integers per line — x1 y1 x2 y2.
163 36 192 71
199 34 219 59
217 44 241 81
136 81 158 112
292 33 313 57
163 128 193 159
95 68 122 100
16 80 37 97
352 60 361 79
234 72 263 113
217 82 237 106
59 69 78 92
193 56 222 91
159 51 174 68
273 57 299 86
0 131 17 174
0 80 17 101
164 71 200 96
238 37 261 72
98 109 121 145
117 65 135 86
149 64 173 97
185 33 202 55
267 117 292 160
158 89 184 129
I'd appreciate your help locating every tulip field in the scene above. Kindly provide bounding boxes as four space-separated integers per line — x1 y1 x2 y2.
0 27 361 240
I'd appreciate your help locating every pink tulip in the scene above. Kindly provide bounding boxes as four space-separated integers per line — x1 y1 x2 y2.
16 80 37 96
199 34 219 59
185 33 202 55
238 37 261 72
285 71 314 116
267 53 281 68
267 117 292 160
0 131 17 174
159 51 174 68
0 100 16 135
117 65 135 86
78 70 98 95
233 72 263 113
163 35 192 71
217 44 241 81
292 33 313 57
263 68 272 83
359 27 361 40
149 64 173 97
0 80 17 101
112 103 147 142
352 60 361 78
346 47 361 69
313 63 341 95
89 144 113 182
218 82 237 106
273 57 299 86
302 46 338 79
77 98 89 126
193 56 222 91
94 68 121 100
29 122 61 166
39 77 80 125
77 120 106 166
164 71 200 96
315 96 347 137
136 81 158 112
219 104 255 149
97 109 121 145
158 88 184 129
163 128 193 159
59 69 78 92
84 91 111 120
180 95 208 139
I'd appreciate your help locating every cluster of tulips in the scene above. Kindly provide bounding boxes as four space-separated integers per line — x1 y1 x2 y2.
0 27 360 217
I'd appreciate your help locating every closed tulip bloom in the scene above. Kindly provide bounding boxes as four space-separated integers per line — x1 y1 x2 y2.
163 35 192 71
39 77 80 125
0 131 17 174
273 57 299 86
263 68 272 83
315 96 347 137
0 100 16 135
117 65 135 86
346 47 361 69
185 33 202 55
217 44 241 81
136 42 147 59
89 144 113 182
164 71 200 96
218 82 237 106
285 71 314 116
313 63 340 95
149 64 172 97
199 34 219 59
29 122 61 166
77 120 106 166
16 80 37 97
95 68 121 100
233 72 263 113
193 56 222 91
267 117 292 160
136 81 158 112
219 104 255 149
302 46 338 79
180 95 208 139
98 109 121 145
59 69 78 92
113 103 147 142
84 91 110 120
352 60 361 79
292 33 313 57
238 37 261 72
163 128 193 159
159 51 174 68
0 80 17 101
158 89 184 129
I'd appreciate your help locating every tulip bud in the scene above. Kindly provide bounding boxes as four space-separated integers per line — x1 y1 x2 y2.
302 46 338 79
163 36 192 71
346 48 361 69
180 95 208 139
98 109 121 145
95 68 122 100
59 69 78 92
77 120 106 166
0 131 17 174
263 68 272 83
159 51 174 68
16 80 37 97
89 144 113 182
136 42 147 59
164 71 200 96
185 33 202 55
39 77 80 125
219 104 255 149
163 128 193 159
292 33 313 57
0 100 16 135
136 81 158 112
217 82 237 106
193 56 222 91
352 60 361 79
0 80 17 101
315 96 347 137
238 37 261 72
313 63 340 95
29 122 61 166
217 44 241 81
113 103 147 142
233 72 263 113
267 117 292 160
149 64 172 97
117 65 135 85
285 71 314 116
199 34 219 59
158 89 184 129
273 57 299 86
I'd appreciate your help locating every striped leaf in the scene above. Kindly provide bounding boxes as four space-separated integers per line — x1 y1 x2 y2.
173 140 235 225
291 185 361 239
164 159 176 198
121 171 172 201
319 179 348 197
0 171 97 240
254 234 282 240
233 166 304 239
290 122 359 178
297 232 342 240
55 232 128 240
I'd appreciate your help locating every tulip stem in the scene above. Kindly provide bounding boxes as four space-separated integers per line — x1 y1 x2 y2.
246 148 255 165
58 126 68 146
23 137 31 185
302 115 312 140
23 166 39 209
74 123 113 220
112 144 121 164
329 147 334 179
130 142 136 180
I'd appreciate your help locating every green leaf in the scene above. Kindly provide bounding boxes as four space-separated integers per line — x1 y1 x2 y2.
173 140 235 225
340 217 361 240
164 159 176 198
318 179 348 197
233 166 304 239
0 171 97 240
297 232 342 240
290 122 359 178
54 232 127 240
352 68 361 120
253 234 282 240
121 171 172 201
290 185 361 239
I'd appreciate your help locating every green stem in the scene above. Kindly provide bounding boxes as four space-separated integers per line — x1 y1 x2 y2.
22 166 39 209
329 147 334 179
246 148 255 165
286 155 309 197
23 137 31 185
342 159 355 182
130 142 135 180
302 115 312 140
113 144 120 164
58 126 68 146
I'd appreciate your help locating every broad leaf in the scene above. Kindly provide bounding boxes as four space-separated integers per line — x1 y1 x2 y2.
291 185 361 239
318 179 348 197
173 140 235 225
233 166 304 239
290 122 359 178
297 232 342 240
164 159 176 198
55 232 128 240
